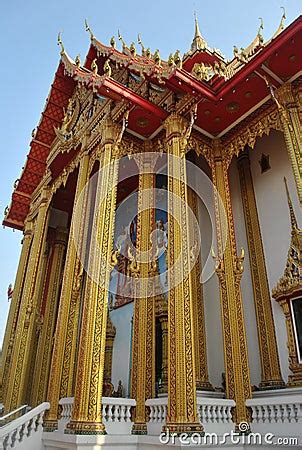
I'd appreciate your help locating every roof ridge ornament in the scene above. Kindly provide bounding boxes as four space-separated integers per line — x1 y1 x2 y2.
272 7 286 40
233 17 264 62
85 19 94 40
118 29 127 52
57 32 65 55
137 34 146 56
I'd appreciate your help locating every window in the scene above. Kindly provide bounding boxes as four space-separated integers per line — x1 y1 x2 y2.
291 298 302 363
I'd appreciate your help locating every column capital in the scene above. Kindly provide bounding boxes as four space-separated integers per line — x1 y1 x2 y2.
99 117 123 144
276 83 296 107
163 113 188 139
54 227 68 247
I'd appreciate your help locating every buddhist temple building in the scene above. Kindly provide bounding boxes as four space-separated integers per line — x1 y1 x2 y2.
0 11 302 450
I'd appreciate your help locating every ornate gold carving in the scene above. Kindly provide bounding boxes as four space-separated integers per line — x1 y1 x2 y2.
32 228 68 406
162 116 203 434
66 119 121 435
211 141 252 427
238 150 284 389
5 190 50 412
1 221 33 405
43 154 90 431
224 108 282 168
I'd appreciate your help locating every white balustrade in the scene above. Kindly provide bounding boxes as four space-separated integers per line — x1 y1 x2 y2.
246 389 302 436
146 398 167 436
197 397 235 433
58 397 136 435
146 396 235 435
0 402 49 450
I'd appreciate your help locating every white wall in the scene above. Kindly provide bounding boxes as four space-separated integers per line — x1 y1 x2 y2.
110 302 134 397
249 130 302 383
229 157 262 387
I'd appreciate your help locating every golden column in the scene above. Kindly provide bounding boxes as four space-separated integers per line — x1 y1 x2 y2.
163 113 202 434
5 187 50 412
273 83 302 204
131 153 156 434
66 118 122 434
1 220 33 405
237 149 284 389
32 227 68 406
43 152 90 431
211 140 252 427
187 187 212 391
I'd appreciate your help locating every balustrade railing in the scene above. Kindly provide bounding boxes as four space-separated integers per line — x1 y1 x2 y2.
58 397 136 435
246 390 302 436
0 402 49 450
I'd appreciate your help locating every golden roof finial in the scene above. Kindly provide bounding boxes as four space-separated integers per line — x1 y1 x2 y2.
103 59 112 77
258 17 264 38
284 177 298 230
91 58 98 75
118 29 126 50
272 7 286 40
191 11 207 52
75 54 81 67
85 19 94 40
110 36 116 48
137 33 145 55
57 32 65 55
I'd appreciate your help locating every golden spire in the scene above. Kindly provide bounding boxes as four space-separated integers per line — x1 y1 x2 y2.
284 177 298 230
191 11 207 52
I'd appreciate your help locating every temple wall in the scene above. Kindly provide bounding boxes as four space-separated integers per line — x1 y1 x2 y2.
197 196 225 389
110 302 134 397
249 130 302 383
229 157 262 387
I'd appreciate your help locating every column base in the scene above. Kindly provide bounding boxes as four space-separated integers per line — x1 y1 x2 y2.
65 421 107 435
131 423 147 435
288 374 302 387
196 380 214 391
163 422 204 436
43 420 58 432
258 379 286 390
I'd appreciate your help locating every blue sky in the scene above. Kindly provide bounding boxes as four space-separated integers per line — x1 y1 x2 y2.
0 0 301 344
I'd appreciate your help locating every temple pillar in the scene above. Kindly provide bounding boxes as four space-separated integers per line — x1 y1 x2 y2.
43 152 90 431
237 149 285 389
163 113 202 434
131 153 156 434
32 227 68 406
275 83 302 204
211 140 252 428
1 220 33 405
187 187 212 391
65 118 121 435
5 187 50 412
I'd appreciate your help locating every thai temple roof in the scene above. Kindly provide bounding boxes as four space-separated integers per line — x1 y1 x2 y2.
3 11 302 230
